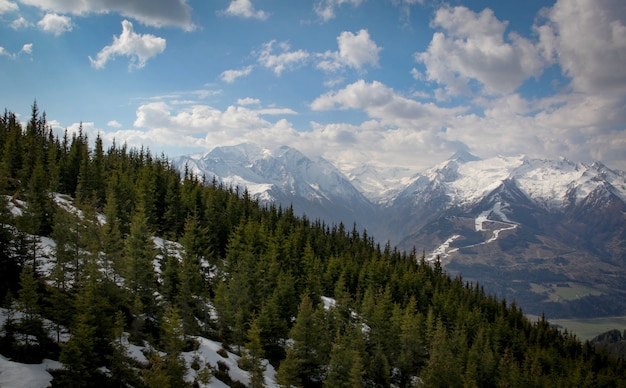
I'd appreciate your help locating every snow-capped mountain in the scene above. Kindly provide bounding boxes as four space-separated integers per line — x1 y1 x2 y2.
385 152 626 318
174 144 626 318
173 144 376 227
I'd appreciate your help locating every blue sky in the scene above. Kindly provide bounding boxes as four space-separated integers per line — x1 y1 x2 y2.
1 0 625 174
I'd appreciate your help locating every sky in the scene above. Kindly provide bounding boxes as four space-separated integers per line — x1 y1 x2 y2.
1 0 625 176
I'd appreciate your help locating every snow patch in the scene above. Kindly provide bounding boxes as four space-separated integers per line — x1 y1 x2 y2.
0 354 61 388
426 235 461 263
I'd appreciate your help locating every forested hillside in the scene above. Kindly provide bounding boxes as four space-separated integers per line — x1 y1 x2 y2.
1 104 625 387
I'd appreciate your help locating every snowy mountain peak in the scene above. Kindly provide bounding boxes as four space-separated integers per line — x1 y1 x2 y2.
397 154 626 210
450 149 481 163
172 143 374 225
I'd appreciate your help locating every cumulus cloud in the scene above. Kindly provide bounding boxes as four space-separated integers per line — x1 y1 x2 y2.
10 16 31 29
222 0 268 20
37 13 72 35
89 20 166 70
314 0 362 21
257 40 310 76
17 0 194 30
128 100 300 154
237 97 260 105
107 120 122 128
317 29 382 72
311 79 459 122
535 0 626 96
221 65 253 83
0 0 18 14
415 5 545 96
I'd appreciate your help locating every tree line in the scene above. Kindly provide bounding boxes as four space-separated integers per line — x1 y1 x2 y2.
0 104 625 387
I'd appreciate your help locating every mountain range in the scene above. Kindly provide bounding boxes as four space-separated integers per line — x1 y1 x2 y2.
173 144 626 319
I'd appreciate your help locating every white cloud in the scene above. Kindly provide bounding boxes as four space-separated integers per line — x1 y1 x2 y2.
314 0 363 21
257 40 310 76
0 0 18 14
237 97 260 105
311 79 455 120
222 0 268 20
37 13 72 35
392 0 424 21
307 78 626 171
10 16 31 29
17 0 194 30
89 20 166 70
221 65 253 83
21 43 32 54
535 0 626 96
317 29 382 72
0 42 32 59
107 120 122 128
415 5 545 96
128 100 300 153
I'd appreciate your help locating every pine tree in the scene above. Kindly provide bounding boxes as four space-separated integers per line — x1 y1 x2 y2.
324 325 367 388
277 294 323 387
101 187 124 283
51 205 81 290
0 195 20 302
160 305 188 387
421 319 464 388
16 265 42 348
124 203 157 334
239 317 266 388
397 298 427 386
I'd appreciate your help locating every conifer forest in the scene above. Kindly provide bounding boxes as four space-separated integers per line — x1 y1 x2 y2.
1 104 625 387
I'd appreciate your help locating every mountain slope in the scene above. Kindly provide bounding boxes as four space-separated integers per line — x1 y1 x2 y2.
388 154 626 318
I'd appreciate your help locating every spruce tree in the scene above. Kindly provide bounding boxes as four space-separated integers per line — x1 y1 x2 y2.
124 203 157 331
277 294 323 387
239 317 266 388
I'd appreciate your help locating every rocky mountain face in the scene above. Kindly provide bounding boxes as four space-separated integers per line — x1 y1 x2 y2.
174 144 626 319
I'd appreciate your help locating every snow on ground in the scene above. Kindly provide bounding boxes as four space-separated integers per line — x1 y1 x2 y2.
0 355 61 388
426 235 461 263
321 296 337 310
4 196 24 217
0 327 278 388
183 336 277 387
427 202 519 262
475 209 491 232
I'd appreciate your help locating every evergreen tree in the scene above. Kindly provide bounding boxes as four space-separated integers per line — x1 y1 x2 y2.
51 205 81 289
16 265 42 348
324 325 367 388
239 317 266 388
277 294 323 387
101 187 124 283
124 203 157 341
159 305 188 387
421 319 464 388
0 195 20 302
